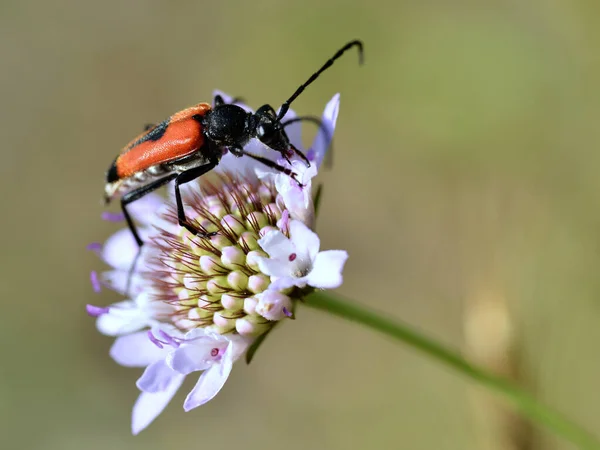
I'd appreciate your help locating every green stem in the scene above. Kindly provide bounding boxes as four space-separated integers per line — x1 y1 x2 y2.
304 291 600 450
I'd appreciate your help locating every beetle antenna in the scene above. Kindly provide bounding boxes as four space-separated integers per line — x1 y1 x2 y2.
276 40 364 121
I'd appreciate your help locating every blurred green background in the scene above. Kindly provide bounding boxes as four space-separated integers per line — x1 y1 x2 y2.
2 1 600 449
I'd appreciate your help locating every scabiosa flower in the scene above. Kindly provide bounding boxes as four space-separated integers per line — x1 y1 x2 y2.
87 92 347 433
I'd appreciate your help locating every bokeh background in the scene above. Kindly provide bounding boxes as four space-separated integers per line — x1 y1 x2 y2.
2 1 600 449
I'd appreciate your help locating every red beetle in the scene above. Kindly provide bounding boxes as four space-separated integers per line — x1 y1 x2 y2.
104 40 363 247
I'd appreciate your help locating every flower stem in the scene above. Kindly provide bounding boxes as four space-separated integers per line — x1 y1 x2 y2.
304 291 600 450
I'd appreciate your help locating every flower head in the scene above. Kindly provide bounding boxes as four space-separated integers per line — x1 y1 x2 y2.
88 92 347 433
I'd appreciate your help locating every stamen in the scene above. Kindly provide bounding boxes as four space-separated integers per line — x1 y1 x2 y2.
86 304 109 317
101 212 125 222
306 148 316 161
90 271 101 293
147 331 164 349
86 242 102 253
283 307 293 318
289 253 297 262
159 330 180 348
210 348 220 357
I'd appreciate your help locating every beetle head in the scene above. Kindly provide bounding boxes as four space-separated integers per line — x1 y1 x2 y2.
254 104 291 156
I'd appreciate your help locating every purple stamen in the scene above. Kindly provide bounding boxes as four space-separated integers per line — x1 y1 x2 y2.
306 149 316 161
101 212 125 222
289 253 297 262
283 307 293 318
86 242 102 253
210 348 219 357
147 331 164 349
159 330 180 348
90 271 101 293
86 304 109 317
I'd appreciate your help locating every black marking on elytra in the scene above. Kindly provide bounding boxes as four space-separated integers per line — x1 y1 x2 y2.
127 118 169 150
106 156 120 183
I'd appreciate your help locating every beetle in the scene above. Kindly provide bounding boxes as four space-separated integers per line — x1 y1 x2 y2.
104 40 364 248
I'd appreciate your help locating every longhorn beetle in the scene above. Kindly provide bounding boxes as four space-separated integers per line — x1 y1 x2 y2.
104 40 364 247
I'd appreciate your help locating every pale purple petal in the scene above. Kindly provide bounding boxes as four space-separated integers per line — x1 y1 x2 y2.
131 373 184 435
96 300 150 336
110 332 166 367
289 220 320 262
311 93 340 167
219 138 272 176
305 250 348 289
277 107 302 150
102 228 138 270
99 270 140 297
127 193 164 225
167 339 217 375
137 360 178 393
183 343 234 411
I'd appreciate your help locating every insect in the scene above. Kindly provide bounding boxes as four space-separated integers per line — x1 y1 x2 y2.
104 40 364 247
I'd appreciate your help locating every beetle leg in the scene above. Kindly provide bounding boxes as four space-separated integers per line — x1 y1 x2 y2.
233 147 303 187
121 174 177 247
174 162 220 237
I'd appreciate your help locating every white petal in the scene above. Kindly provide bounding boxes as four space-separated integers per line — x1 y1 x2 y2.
255 256 294 279
306 250 348 289
136 360 178 393
311 94 340 167
183 344 234 411
258 229 296 260
270 276 306 291
110 332 165 367
131 373 184 435
289 220 320 262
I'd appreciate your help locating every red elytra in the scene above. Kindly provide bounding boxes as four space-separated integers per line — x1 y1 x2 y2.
110 103 211 181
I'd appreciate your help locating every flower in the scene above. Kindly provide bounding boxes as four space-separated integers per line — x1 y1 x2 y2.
255 219 348 291
109 325 250 434
88 92 347 434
